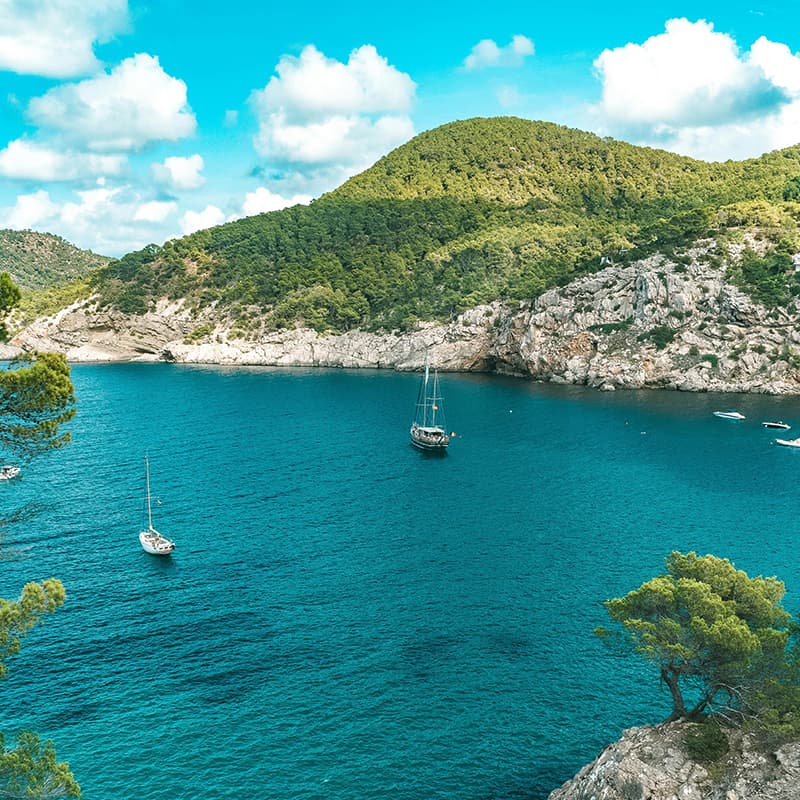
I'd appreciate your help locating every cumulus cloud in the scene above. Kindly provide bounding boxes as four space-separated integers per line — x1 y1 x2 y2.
0 0 128 78
27 53 196 151
0 185 132 253
3 190 61 230
180 205 226 235
0 184 182 256
0 139 126 181
152 154 205 191
260 110 414 166
250 44 415 176
592 19 800 159
134 200 178 223
242 187 312 216
464 35 534 71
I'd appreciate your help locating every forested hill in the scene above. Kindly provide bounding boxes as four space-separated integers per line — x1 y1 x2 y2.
94 117 800 332
331 117 800 209
0 229 108 290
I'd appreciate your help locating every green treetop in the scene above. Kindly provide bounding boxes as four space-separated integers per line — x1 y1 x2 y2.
0 352 76 460
597 551 791 722
0 581 79 797
0 351 80 797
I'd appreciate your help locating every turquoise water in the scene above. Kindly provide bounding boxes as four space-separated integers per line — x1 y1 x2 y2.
3 364 800 799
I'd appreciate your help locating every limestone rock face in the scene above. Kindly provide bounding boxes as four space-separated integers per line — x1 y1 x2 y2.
12 242 800 394
548 723 800 800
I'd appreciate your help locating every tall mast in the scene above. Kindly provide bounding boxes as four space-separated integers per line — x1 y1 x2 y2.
423 355 430 427
431 370 438 427
145 456 153 530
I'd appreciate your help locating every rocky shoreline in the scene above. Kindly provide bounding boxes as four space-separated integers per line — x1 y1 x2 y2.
10 241 800 394
547 722 800 800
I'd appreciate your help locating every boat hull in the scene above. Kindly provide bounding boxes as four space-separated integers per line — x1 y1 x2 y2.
763 422 791 430
0 466 20 480
139 529 175 555
776 438 800 448
713 411 745 420
410 424 449 451
410 437 449 451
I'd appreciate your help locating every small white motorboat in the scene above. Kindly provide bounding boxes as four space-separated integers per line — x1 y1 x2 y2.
776 437 800 448
0 465 20 480
763 421 791 430
713 411 745 420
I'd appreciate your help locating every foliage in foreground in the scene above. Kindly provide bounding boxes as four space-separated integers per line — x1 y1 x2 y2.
0 583 79 797
596 552 792 723
0 353 77 460
0 303 79 797
0 731 79 799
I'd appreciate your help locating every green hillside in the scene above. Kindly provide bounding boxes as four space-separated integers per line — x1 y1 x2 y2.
0 229 108 291
93 117 800 332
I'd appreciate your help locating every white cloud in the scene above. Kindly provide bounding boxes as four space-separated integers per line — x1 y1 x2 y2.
591 19 800 159
256 44 414 120
0 139 126 180
250 44 415 172
180 205 226 235
0 0 128 78
1 184 182 256
134 200 178 223
242 187 312 216
260 110 414 166
152 154 205 191
60 186 122 226
464 35 534 71
27 53 196 151
224 109 239 127
3 190 60 230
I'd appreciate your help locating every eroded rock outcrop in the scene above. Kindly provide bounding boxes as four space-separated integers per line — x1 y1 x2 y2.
11 240 800 393
548 722 800 800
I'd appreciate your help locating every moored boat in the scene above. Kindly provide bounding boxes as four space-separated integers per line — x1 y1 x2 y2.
139 456 175 555
0 465 20 480
713 411 745 420
410 357 450 452
762 421 791 430
776 437 800 448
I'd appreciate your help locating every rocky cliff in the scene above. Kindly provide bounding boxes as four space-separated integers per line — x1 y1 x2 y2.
548 722 800 800
11 238 800 393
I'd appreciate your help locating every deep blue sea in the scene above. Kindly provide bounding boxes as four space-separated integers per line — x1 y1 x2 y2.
4 364 800 800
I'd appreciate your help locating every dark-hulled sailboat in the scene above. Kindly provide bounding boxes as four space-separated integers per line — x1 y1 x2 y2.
410 358 449 452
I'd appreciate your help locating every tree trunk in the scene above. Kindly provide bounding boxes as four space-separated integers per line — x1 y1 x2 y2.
662 666 688 721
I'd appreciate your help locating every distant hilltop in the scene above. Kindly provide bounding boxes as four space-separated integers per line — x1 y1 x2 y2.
8 116 800 393
0 229 108 291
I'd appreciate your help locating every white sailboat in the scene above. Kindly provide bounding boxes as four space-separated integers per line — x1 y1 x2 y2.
410 357 450 451
139 456 175 555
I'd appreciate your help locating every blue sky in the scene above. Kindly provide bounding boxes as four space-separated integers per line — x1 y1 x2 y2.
1 0 800 257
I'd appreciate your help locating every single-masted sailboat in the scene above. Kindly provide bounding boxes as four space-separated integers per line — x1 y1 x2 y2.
139 456 175 555
410 357 450 451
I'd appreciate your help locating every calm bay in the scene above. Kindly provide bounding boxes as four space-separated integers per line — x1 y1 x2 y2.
3 364 800 799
